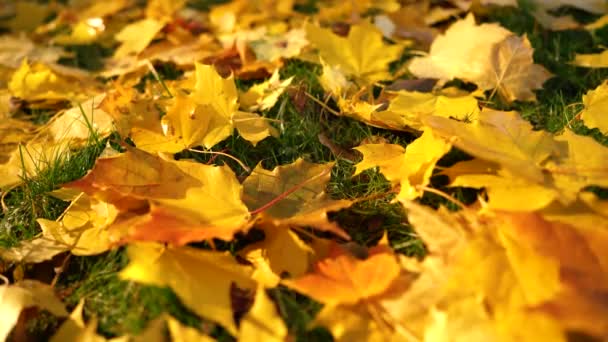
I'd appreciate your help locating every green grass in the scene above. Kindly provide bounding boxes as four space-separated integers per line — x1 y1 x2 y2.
57 249 202 337
3 3 608 341
0 136 106 248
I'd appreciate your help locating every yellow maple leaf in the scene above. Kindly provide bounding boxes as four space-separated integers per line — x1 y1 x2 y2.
162 95 230 151
546 130 608 199
113 19 166 58
238 285 288 342
379 203 578 342
489 35 553 102
373 90 480 130
47 95 114 143
65 147 203 203
354 129 451 201
409 14 510 86
120 243 256 335
424 109 557 183
239 71 293 111
409 14 551 102
131 161 252 245
305 21 404 84
242 224 315 286
233 111 279 146
8 59 91 102
573 49 608 68
36 192 118 256
577 80 608 134
442 159 560 211
160 63 276 149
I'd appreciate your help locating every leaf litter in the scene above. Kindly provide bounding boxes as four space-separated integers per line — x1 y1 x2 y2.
1 0 608 341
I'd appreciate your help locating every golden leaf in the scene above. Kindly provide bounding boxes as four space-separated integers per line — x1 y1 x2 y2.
120 243 256 335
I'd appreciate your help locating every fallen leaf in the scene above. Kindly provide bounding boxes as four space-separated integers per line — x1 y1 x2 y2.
36 192 118 256
409 14 511 89
113 19 166 58
573 49 608 68
50 300 127 342
490 35 552 102
373 90 480 130
242 224 314 285
354 129 451 200
0 280 68 341
577 80 608 134
284 245 401 306
424 109 557 183
409 15 551 102
47 95 115 142
239 71 293 111
120 243 256 335
65 147 202 203
305 21 404 84
129 161 251 245
238 285 287 342
242 158 352 238
8 59 92 102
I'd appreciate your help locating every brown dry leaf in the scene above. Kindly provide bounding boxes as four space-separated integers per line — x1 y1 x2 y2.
242 158 352 238
490 35 552 102
120 242 256 335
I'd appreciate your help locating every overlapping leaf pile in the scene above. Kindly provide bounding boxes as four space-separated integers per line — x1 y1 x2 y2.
1 0 608 341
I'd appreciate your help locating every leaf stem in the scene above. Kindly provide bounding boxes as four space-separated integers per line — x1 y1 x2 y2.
187 148 251 172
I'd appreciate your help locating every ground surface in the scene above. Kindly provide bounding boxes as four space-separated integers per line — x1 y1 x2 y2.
1 0 608 341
